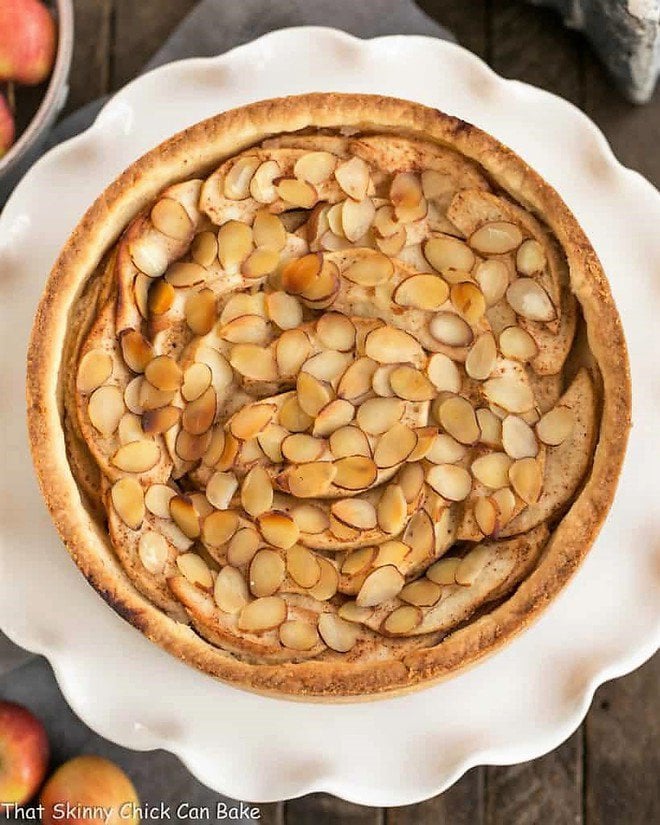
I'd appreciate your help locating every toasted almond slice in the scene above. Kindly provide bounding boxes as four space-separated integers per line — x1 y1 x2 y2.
292 504 329 534
251 212 286 254
393 273 449 310
279 620 320 651
120 330 153 374
148 279 175 316
450 282 486 324
509 457 543 504
181 387 216 435
279 395 314 433
170 496 201 540
276 178 317 208
118 412 145 444
407 427 437 462
214 566 249 614
438 396 480 445
206 471 239 510
151 197 192 240
484 376 535 414
397 198 428 224
342 547 376 576
111 440 160 473
275 329 312 376
374 423 417 468
88 386 125 436
400 579 442 607
382 605 423 635
129 235 169 278
177 553 212 588
476 408 503 448
286 544 321 588
302 350 351 384
338 601 372 623
138 531 169 574
217 221 253 271
165 262 207 288
371 364 397 397
224 156 259 199
427 558 460 588
176 429 212 463
297 372 333 417
502 415 538 459
286 461 337 498
330 515 360 541
316 313 356 352
257 424 288 462
238 596 287 632
300 259 340 305
427 353 462 393
333 456 378 490
312 399 355 437
220 293 266 324
138 380 175 412
227 527 260 566
465 332 497 381
470 221 523 254
365 325 423 364
536 406 574 446
474 259 509 306
424 236 475 273
182 363 212 402
355 397 403 436
281 253 322 295
341 197 375 242
257 511 300 549
190 493 214 520
429 312 473 347
427 433 466 464
492 487 516 524
389 366 436 402
343 252 394 287
373 204 400 237
371 540 407 568
398 462 425 503
318 613 359 652
499 326 538 361
375 227 406 257
142 405 180 435
331 498 377 530
184 288 216 336
293 150 336 184
474 496 499 536
357 565 405 608
77 350 112 394
506 278 556 322
390 171 423 207
249 160 280 204
335 156 370 200
111 477 145 530
377 484 407 535
241 466 273 517
230 344 278 381
264 291 302 331
243 247 280 279
191 231 219 267
202 509 239 546
249 549 286 597
426 464 472 501
337 357 377 401
145 355 182 392
229 403 275 441
308 558 339 601
471 452 513 488
329 426 371 459
195 346 233 391
326 202 345 237
516 238 546 275
281 433 326 463
454 545 490 585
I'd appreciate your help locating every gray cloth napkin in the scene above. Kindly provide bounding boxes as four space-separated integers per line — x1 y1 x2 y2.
1 0 451 808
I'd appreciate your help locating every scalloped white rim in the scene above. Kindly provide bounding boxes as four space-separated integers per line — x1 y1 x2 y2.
0 28 658 806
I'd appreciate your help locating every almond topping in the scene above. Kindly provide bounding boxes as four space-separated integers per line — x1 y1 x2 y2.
145 355 182 392
281 433 326 463
506 278 556 322
342 197 376 242
191 231 219 267
230 344 278 381
389 366 436 402
249 160 280 204
398 462 425 503
297 372 333 417
224 156 260 199
475 497 499 536
331 499 377 530
151 198 192 241
318 613 359 652
308 558 339 601
499 326 538 361
337 357 378 401
138 532 169 574
169 496 200 540
439 396 480 444
316 312 356 352
426 464 472 501
469 221 523 254
266 291 303 330
202 509 239 546
476 408 503 448
393 273 449 310
474 259 510 305
249 549 285 597
217 221 253 271
509 457 543 504
129 235 169 278
257 511 300 549
165 262 207 288
111 477 145 530
427 556 460 585
329 426 371 459
120 330 154 374
450 282 486 324
182 363 212 402
184 288 216 335
111 440 160 473
276 178 317 208
276 329 312 376
424 236 475 273
238 596 287 633
374 423 417 468
227 528 260 567
516 239 546 276
377 484 407 535
286 544 322 588
312 399 355 437
429 312 473 347
280 620 320 651
281 253 322 294
148 279 175 315
77 350 112 394
279 395 314 433
356 397 404 435
142 406 180 435
343 252 394 287
242 247 280 279
455 545 490 585
177 553 212 588
399 580 441 607
335 156 370 200
465 332 497 380
295 151 337 184
206 471 239 510
182 387 216 435
484 376 535 413
383 605 422 635
230 403 276 440
88 386 125 436
426 433 466 464
536 406 574 446
502 415 538 459
333 456 378 490
291 504 329 534
214 567 249 614
176 429 213 463
471 452 513 488
257 424 288 463
357 565 405 607
365 325 423 364
427 353 462 393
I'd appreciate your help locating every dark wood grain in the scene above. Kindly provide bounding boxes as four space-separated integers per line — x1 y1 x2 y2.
285 793 382 825
586 655 660 825
65 0 113 113
387 768 484 825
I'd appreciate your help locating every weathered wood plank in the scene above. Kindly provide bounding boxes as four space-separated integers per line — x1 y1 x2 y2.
416 0 489 58
489 0 584 106
586 654 660 825
285 793 381 825
65 0 113 114
111 0 198 90
486 731 583 825
387 768 484 825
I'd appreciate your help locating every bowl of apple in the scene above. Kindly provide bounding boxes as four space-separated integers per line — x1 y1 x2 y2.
0 0 73 193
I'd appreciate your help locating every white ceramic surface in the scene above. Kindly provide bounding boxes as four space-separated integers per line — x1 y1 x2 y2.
0 28 658 807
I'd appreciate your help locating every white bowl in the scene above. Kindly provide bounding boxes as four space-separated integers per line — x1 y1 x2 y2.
0 28 658 806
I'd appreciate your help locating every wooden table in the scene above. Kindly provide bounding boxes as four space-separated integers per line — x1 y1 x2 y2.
64 2 659 822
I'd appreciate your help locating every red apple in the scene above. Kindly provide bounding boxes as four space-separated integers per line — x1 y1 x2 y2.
0 0 57 85
0 701 49 806
40 756 140 825
0 92 15 157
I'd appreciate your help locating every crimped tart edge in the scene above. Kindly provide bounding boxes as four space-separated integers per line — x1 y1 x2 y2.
26 93 631 699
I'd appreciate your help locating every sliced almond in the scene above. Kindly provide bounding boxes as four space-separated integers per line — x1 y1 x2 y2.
374 423 417 468
407 427 437 461
502 415 538 459
427 353 462 393
148 279 175 316
257 424 288 462
138 531 169 574
294 150 337 184
316 313 356 352
281 433 326 463
342 547 376 576
111 440 160 473
492 487 516 524
303 350 352 383
176 553 212 588
279 395 314 433
331 498 377 530
516 239 546 276
257 511 300 549
297 372 333 417
400 579 442 606
389 366 435 402
181 387 216 435
474 259 510 305
312 399 355 437
230 344 278 381
151 198 192 240
120 330 153 374
382 605 422 635
202 509 239 546
88 385 125 436
536 406 574 446
424 235 475 273
375 227 406 257
243 248 280 279
450 282 486 324
484 376 534 414
337 357 378 401
230 403 275 440
145 483 178 518
138 380 175 412
471 452 513 488
318 613 359 652
265 291 302 330
286 461 337 498
329 426 371 459
252 210 287 252
373 204 400 237
77 350 112 394
221 293 266 324
142 405 180 435
308 558 339 601
342 197 376 242
506 278 556 322
182 363 212 402
111 477 145 530
145 355 182 392
371 364 397 397
333 456 378 490
426 464 472 501
474 496 499 536
239 466 273 518
176 429 213 463
184 288 216 336
286 544 322 588
165 262 207 288
438 396 480 444
224 156 259 200
276 329 312 376
227 527 260 567
426 556 460 585
118 412 145 445
426 433 466 465
238 596 287 633
291 504 329 534
499 326 538 361
195 346 233 390
206 471 239 510
300 259 340 305
365 325 423 364
393 273 449 310
191 231 219 267
357 565 405 608
249 160 280 204
279 620 320 651
356 397 404 435
469 221 523 254
476 408 503 448
465 332 497 381
214 566 249 614
509 457 543 504
338 601 372 623
169 496 200 540
429 312 473 347
343 252 394 287
398 462 425 503
134 273 153 318
129 235 169 278
276 178 317 208
335 156 370 200
217 221 253 270
249 548 285 597
281 253 322 295
377 484 407 535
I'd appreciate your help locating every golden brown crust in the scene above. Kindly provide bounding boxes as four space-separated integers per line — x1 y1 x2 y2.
26 93 631 698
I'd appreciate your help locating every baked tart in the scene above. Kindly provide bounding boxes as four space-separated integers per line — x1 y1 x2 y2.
27 94 631 698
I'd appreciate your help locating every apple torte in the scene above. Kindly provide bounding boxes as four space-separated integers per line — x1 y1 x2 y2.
27 94 631 697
